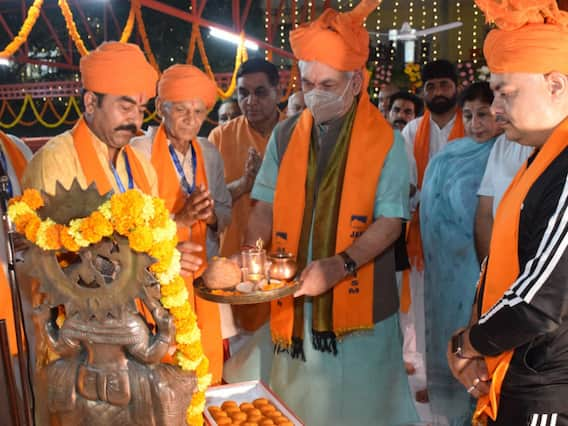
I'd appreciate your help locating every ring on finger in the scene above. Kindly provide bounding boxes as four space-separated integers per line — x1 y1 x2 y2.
473 377 480 387
467 385 476 394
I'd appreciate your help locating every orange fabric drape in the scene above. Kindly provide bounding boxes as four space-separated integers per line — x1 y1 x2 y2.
270 93 393 345
474 118 568 423
400 110 465 312
72 116 151 195
151 124 223 384
0 132 27 183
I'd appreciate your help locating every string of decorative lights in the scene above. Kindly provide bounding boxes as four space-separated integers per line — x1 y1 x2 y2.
431 0 439 60
373 3 382 99
264 0 271 61
472 2 479 64
390 0 399 64
278 0 285 69
456 1 463 62
420 0 427 64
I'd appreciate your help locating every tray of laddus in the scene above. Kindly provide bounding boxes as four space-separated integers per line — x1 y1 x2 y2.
204 380 303 426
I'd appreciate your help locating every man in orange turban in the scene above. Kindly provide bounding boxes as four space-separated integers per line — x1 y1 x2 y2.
447 2 568 425
131 64 232 384
23 41 158 196
231 1 418 424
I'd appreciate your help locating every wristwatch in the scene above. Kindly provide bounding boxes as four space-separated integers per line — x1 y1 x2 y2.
451 329 473 359
338 251 357 277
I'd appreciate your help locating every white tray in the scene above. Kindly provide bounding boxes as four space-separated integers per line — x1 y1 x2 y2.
204 380 304 425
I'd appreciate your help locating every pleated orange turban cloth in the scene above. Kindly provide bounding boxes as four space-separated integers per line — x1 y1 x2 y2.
476 0 568 73
290 0 380 71
80 41 158 98
158 64 218 108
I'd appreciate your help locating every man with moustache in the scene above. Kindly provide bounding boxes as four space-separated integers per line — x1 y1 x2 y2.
400 59 465 406
388 91 423 131
24 42 159 197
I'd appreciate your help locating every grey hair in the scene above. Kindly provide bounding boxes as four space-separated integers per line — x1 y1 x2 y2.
297 60 355 80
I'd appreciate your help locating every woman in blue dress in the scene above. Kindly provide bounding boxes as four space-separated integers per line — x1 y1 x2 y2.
420 82 501 425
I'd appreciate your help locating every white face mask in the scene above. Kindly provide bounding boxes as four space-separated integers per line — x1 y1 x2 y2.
304 78 354 124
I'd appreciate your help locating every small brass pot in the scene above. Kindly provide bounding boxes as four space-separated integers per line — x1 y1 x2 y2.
268 249 298 281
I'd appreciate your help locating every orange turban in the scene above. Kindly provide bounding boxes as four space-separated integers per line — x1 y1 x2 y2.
476 0 568 73
158 64 218 108
290 0 380 71
80 41 158 98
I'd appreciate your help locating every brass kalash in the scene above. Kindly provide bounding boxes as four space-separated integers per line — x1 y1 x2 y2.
24 181 196 426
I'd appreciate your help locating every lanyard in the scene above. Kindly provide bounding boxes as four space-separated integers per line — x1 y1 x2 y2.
0 149 13 198
110 151 133 193
168 142 196 195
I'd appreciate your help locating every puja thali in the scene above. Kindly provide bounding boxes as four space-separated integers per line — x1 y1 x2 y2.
194 277 300 305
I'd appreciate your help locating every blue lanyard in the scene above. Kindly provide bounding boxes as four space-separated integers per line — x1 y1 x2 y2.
168 142 196 195
110 151 133 193
0 149 13 198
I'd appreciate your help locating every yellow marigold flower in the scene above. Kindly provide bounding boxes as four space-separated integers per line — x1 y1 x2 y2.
177 341 204 360
128 226 153 252
140 193 155 222
188 391 206 417
149 240 176 264
8 200 35 224
36 219 61 251
151 220 177 243
152 249 181 279
20 188 44 210
24 216 41 243
160 276 185 296
168 300 194 319
68 219 92 248
196 357 209 377
186 413 203 426
197 373 212 392
98 201 112 221
149 197 169 229
175 325 201 345
60 226 80 252
175 352 201 371
161 286 189 309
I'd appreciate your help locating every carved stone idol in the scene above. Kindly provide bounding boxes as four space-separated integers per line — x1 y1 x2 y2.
27 182 196 426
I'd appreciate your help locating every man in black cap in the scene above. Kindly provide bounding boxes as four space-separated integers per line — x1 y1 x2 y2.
399 59 464 412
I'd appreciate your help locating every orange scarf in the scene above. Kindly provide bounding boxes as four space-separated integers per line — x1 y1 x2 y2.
0 132 28 355
271 94 393 347
72 116 151 196
151 124 223 384
400 109 464 313
474 118 568 422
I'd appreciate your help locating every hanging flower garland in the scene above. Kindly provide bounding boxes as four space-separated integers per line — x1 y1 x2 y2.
8 188 211 426
132 0 160 72
0 0 44 59
58 0 89 57
59 0 137 56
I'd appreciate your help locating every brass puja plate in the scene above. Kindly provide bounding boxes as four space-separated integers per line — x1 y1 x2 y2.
194 277 300 305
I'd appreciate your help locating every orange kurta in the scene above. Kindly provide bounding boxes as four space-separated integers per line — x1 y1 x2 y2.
208 115 272 257
209 115 279 331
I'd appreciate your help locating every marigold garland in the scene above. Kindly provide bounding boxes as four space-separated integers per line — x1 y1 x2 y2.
58 0 89 57
8 188 211 426
0 0 44 59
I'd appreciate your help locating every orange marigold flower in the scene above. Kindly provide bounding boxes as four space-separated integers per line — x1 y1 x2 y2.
192 391 206 408
60 226 80 252
128 226 153 252
79 216 104 244
44 224 62 250
24 216 41 242
90 211 113 237
21 189 44 210
14 212 36 233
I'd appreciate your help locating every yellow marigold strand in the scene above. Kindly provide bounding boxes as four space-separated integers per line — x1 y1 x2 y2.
58 0 89 57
